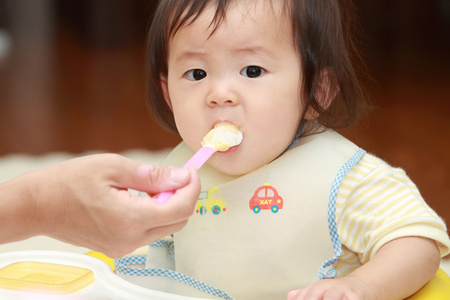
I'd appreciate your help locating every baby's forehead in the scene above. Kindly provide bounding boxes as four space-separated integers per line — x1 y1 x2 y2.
166 1 297 62
168 0 290 38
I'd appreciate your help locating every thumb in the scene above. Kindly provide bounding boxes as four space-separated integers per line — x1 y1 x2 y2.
105 155 192 194
132 164 192 195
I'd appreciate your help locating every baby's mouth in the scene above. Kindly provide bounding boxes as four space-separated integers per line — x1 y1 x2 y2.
202 122 243 152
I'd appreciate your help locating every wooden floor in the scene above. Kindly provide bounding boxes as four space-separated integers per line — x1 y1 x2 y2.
0 2 449 226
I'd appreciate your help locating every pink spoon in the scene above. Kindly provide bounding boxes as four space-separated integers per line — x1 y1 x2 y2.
157 123 242 204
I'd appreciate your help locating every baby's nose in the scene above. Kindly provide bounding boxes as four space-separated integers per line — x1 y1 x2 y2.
207 97 236 106
206 84 239 107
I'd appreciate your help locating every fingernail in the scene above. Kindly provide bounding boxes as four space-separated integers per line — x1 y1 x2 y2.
171 168 189 183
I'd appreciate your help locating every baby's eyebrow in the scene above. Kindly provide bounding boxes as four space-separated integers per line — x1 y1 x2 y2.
234 46 277 59
174 50 207 63
174 46 276 62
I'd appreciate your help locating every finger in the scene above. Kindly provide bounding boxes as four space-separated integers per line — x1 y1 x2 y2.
288 288 310 300
120 167 200 227
287 289 301 300
107 155 193 194
157 166 200 205
142 220 187 245
100 221 188 258
301 286 326 300
323 288 346 300
135 165 192 195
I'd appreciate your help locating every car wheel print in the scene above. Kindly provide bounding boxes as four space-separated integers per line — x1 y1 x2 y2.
253 206 261 214
212 205 221 215
199 206 207 215
271 206 279 213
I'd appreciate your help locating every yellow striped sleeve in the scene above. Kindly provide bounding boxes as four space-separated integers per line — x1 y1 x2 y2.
334 153 450 276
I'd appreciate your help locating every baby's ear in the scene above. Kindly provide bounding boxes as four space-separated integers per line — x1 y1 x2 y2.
304 68 339 119
160 77 172 110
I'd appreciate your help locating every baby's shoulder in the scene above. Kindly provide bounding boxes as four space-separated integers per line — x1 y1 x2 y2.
346 152 411 183
338 152 420 203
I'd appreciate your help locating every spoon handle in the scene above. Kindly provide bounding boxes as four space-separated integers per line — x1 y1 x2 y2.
156 147 215 204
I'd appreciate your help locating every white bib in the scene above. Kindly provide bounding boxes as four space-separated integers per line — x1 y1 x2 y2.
161 130 362 299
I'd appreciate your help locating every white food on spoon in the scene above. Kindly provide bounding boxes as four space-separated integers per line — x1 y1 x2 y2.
201 123 243 151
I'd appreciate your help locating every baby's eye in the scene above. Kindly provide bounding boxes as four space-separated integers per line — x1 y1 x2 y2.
185 69 207 81
240 66 265 78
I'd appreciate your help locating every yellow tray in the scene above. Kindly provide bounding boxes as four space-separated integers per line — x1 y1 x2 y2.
406 268 450 300
0 261 94 294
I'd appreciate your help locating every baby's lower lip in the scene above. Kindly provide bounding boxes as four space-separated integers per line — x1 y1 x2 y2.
217 145 239 155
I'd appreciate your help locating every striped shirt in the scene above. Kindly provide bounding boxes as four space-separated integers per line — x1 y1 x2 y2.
334 153 450 277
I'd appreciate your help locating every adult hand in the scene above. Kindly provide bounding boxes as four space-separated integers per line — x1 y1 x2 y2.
0 154 200 258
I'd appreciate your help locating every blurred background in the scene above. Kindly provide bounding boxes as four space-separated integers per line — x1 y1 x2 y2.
0 0 449 222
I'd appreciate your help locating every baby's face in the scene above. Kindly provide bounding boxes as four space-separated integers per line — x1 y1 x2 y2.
162 0 303 175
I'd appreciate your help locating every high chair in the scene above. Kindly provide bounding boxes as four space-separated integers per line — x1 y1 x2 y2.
87 251 450 299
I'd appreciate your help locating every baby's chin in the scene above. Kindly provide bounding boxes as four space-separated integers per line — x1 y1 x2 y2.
207 155 267 176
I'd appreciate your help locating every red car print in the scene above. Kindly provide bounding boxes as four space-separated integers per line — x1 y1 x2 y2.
249 183 283 213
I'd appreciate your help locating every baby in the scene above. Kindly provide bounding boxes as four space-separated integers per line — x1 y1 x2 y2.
146 0 450 299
